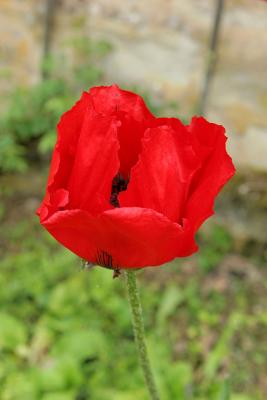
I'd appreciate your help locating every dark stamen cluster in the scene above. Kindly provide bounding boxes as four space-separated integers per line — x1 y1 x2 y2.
96 249 113 269
110 173 129 207
95 249 121 277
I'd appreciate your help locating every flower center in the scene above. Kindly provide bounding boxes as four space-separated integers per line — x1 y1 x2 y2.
110 173 129 207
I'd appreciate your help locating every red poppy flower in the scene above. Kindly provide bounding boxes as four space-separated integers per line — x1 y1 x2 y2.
37 85 235 269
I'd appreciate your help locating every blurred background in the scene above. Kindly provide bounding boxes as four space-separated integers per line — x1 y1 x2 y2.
0 0 267 399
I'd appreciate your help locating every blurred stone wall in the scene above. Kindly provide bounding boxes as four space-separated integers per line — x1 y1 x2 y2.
1 0 267 171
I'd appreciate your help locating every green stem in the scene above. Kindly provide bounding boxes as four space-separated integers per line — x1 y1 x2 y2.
125 270 160 400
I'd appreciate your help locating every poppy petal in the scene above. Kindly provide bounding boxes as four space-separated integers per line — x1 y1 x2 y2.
119 125 199 222
185 117 235 230
67 110 120 214
37 92 91 217
89 84 154 120
89 85 156 178
116 113 148 179
42 207 197 268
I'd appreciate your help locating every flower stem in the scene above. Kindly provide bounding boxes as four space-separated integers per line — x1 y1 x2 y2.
125 270 160 400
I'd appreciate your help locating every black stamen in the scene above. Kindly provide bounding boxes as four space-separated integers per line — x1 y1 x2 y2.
110 173 129 207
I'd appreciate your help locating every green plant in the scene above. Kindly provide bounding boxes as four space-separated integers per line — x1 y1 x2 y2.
198 224 233 273
0 133 26 173
0 190 265 400
0 38 112 173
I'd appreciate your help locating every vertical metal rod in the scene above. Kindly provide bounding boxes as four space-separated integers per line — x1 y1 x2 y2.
42 0 58 79
198 0 225 115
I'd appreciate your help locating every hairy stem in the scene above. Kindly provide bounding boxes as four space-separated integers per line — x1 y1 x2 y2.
125 270 160 400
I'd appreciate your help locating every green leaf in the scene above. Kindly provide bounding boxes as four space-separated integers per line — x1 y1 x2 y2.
204 313 243 381
1 371 39 400
158 360 193 399
218 377 231 400
51 330 107 362
156 285 184 327
38 357 82 392
41 391 75 400
0 313 27 351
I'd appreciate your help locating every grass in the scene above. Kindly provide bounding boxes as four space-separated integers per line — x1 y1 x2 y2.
0 170 266 400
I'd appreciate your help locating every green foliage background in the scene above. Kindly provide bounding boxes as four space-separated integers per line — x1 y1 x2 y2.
1 187 266 399
0 37 112 173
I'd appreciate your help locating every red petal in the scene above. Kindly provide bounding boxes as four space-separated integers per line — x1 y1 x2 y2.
42 208 197 268
116 113 147 178
50 189 69 209
185 117 235 230
67 110 120 214
39 189 69 223
37 92 91 216
89 85 156 178
89 84 154 120
50 91 91 191
119 125 199 222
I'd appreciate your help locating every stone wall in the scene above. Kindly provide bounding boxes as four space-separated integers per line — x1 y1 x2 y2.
1 0 267 171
